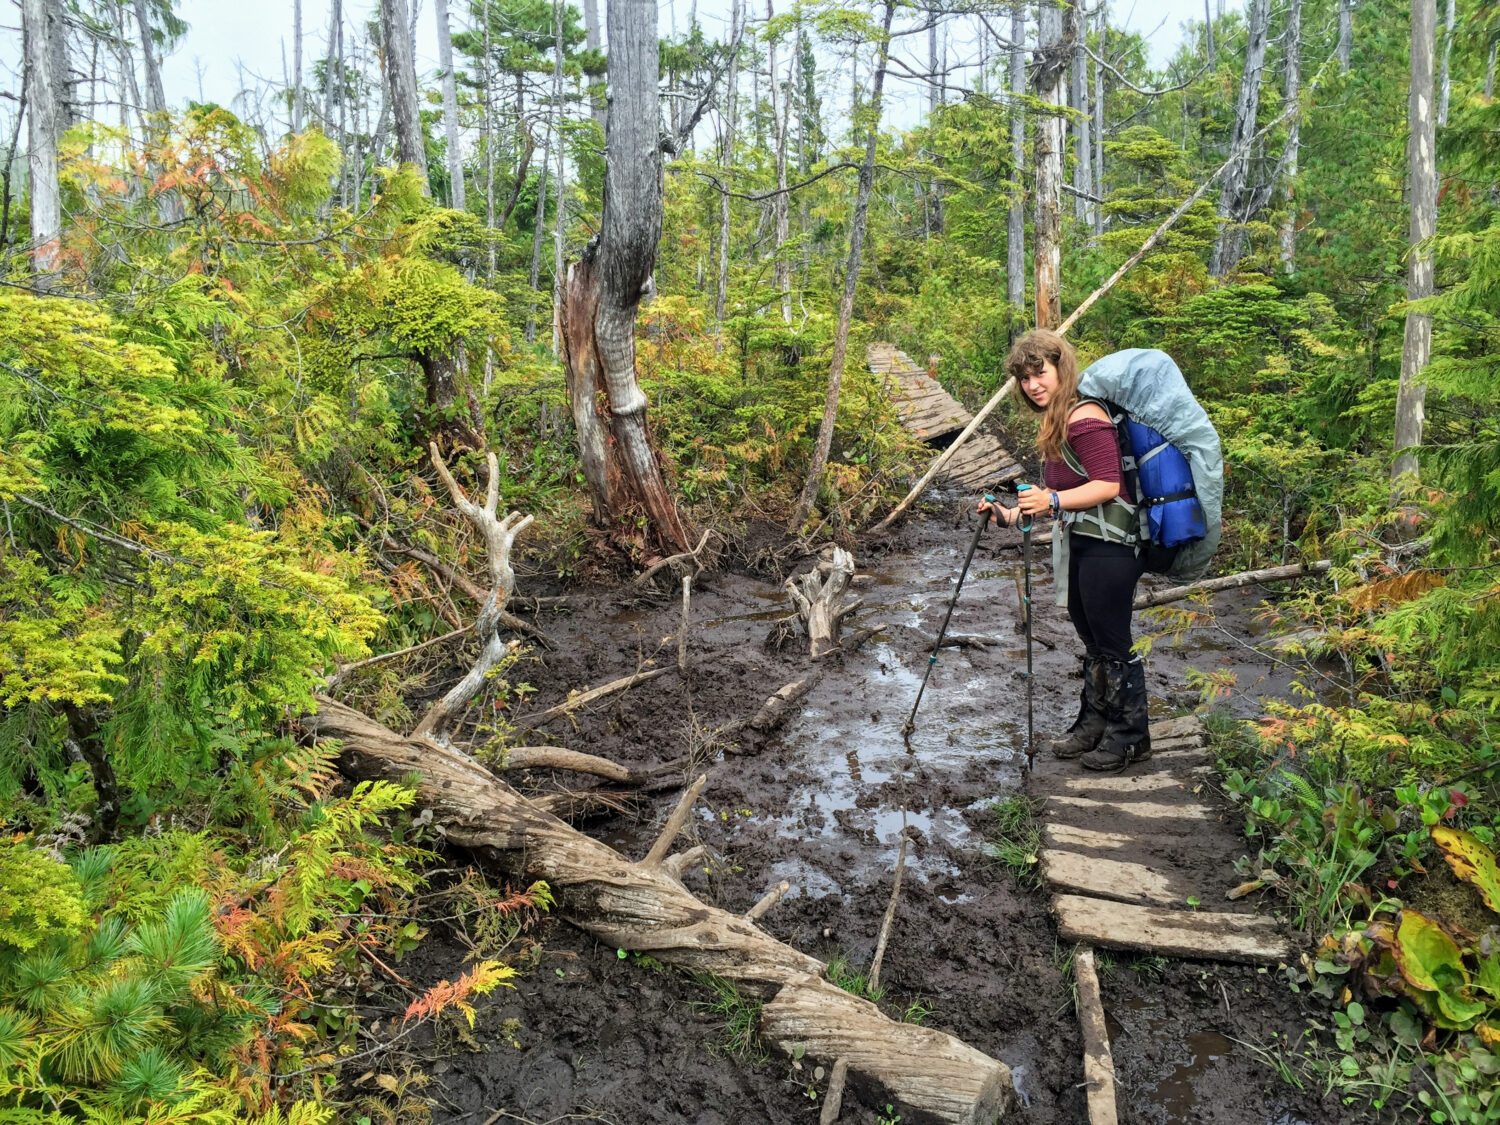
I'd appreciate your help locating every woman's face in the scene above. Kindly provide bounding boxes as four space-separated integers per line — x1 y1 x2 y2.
1019 359 1059 408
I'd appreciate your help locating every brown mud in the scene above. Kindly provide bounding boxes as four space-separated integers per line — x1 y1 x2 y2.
397 500 1366 1125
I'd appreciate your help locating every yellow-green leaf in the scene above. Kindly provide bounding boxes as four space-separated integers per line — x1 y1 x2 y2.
1432 825 1500 914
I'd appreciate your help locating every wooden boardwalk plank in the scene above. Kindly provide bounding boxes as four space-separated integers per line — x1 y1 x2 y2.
1047 795 1217 820
1053 895 1292 964
1062 772 1207 795
1073 948 1119 1125
1042 850 1189 908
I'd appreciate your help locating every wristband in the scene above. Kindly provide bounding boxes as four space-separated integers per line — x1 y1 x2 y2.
1049 491 1062 517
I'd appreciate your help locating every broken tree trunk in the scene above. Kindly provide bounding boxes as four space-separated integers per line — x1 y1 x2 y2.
785 547 861 659
308 698 1015 1123
1133 559 1331 609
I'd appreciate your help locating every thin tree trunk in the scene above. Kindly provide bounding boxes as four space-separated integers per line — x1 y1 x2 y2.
526 143 550 343
381 0 429 184
1204 0 1215 69
789 0 896 532
436 0 465 209
483 0 495 274
1033 0 1072 328
551 0 566 356
1279 0 1302 273
1437 0 1455 126
1338 0 1352 72
22 0 60 285
336 7 348 205
583 0 606 129
293 0 304 132
1007 0 1026 318
561 0 690 554
771 0 792 323
324 0 339 132
928 15 944 235
113 1 145 138
1072 20 1091 226
1488 41 1497 100
1393 0 1437 484
48 0 73 129
1209 0 1269 277
1093 3 1106 238
716 0 741 331
132 0 165 114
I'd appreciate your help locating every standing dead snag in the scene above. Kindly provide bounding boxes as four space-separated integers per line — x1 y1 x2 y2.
785 547 862 659
411 444 533 743
558 0 691 555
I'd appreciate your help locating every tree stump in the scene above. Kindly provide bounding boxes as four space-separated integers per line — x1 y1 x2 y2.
785 546 862 658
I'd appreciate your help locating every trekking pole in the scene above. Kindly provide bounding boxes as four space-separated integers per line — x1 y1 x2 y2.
1017 485 1036 773
901 496 996 740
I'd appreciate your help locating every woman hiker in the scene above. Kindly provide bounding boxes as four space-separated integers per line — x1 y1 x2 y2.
980 329 1152 771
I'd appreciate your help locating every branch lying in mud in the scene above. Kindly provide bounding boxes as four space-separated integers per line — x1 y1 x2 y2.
1134 559 1332 610
308 697 1016 1124
634 529 718 589
513 666 674 730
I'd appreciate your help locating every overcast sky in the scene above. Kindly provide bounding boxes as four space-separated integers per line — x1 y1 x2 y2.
3 0 1214 138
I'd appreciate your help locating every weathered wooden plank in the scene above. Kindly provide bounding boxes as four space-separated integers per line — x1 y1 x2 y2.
1073 948 1119 1125
1149 716 1206 741
1044 823 1133 851
1047 795 1217 821
1152 735 1208 754
1042 850 1188 907
1062 772 1207 796
1053 895 1293 964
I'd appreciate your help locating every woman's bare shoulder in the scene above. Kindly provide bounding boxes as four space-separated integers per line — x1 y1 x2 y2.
1067 400 1111 425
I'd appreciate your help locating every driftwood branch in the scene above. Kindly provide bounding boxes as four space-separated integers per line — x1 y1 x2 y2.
412 446 534 742
662 843 708 881
643 773 708 867
750 673 824 733
515 667 673 729
634 528 716 588
820 1058 851 1125
746 880 791 923
868 832 910 993
1134 559 1331 609
327 623 472 687
310 699 1015 1123
678 575 692 674
498 746 633 783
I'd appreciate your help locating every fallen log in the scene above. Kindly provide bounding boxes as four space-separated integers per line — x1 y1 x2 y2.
514 666 673 729
750 673 824 733
1133 559 1331 610
308 698 1014 1123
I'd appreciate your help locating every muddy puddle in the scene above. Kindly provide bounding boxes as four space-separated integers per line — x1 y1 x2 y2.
412 507 1355 1125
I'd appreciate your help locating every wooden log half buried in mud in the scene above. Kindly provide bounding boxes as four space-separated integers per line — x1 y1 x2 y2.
307 696 1015 1124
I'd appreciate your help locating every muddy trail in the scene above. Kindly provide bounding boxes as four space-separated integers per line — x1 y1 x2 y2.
398 502 1353 1125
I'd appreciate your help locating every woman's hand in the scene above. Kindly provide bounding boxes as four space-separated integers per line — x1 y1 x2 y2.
977 496 1017 527
1016 485 1052 518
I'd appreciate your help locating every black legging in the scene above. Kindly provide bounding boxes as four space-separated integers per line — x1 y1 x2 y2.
1066 532 1146 663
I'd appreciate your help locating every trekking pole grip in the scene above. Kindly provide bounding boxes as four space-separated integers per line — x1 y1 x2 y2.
1015 483 1035 533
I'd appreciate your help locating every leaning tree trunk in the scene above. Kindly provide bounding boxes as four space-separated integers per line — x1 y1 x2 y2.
1393 0 1437 485
1033 0 1072 328
1007 0 1026 320
1279 0 1302 273
560 0 690 556
381 0 429 185
22 0 61 286
436 0 465 210
1209 0 1269 277
788 0 896 533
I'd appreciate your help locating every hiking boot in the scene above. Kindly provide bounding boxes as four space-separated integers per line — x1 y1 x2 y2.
1081 657 1152 771
1050 654 1107 759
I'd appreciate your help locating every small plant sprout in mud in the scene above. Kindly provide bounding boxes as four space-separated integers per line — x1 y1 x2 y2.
691 974 767 1062
982 792 1042 887
825 954 885 1002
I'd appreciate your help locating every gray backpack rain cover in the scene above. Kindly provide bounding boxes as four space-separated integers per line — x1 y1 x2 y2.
1077 349 1223 582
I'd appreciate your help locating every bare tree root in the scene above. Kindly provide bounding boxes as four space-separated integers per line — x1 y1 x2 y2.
307 699 1015 1123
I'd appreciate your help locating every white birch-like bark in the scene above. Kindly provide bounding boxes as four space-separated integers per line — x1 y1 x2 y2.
1093 3 1106 238
436 0 465 210
789 0 896 531
716 0 741 330
1279 0 1302 273
293 0 304 132
132 0 165 113
381 0 429 183
1393 0 1437 483
1437 0 1455 126
1338 0 1353 72
1008 0 1026 316
23 0 61 285
1033 0 1070 328
1488 41 1497 100
1209 0 1269 277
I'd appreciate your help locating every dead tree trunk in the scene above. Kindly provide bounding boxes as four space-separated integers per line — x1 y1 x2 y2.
1093 4 1106 238
1338 0 1353 71
715 0 741 330
1007 0 1026 319
1072 17 1091 226
381 0 430 186
1209 0 1269 277
1033 0 1072 328
788 0 895 532
583 0 606 129
436 0 465 210
1437 0 1455 126
770 0 793 323
1393 0 1437 484
1204 0 1215 68
1279 0 1302 273
323 0 340 135
550 0 566 355
293 0 304 132
560 0 691 555
22 0 61 286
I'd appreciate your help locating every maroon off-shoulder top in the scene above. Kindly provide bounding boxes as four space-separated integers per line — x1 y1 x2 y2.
1041 417 1127 501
